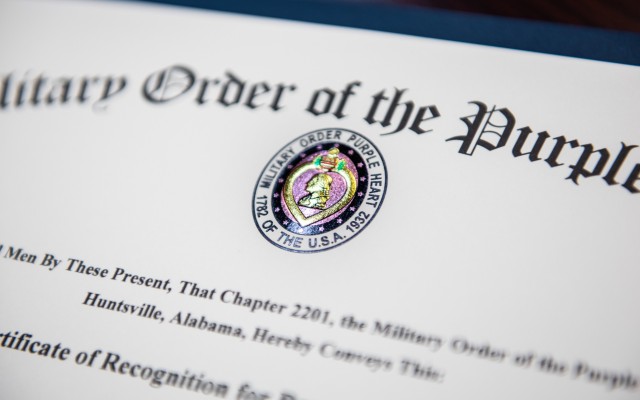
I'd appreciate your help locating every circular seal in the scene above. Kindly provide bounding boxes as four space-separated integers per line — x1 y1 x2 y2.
253 128 387 253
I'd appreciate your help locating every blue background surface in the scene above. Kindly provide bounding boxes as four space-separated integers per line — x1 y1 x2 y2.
140 0 640 66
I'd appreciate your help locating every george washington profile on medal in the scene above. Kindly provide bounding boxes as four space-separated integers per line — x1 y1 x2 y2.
253 128 387 252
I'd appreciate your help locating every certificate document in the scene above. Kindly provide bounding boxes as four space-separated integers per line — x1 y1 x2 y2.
1 1 639 399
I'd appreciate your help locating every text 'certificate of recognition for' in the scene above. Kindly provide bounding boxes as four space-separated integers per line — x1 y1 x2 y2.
0 1 639 399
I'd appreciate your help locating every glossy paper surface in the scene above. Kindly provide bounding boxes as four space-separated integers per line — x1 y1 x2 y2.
0 1 639 399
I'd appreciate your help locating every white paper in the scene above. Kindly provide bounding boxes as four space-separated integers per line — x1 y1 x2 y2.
1 1 639 399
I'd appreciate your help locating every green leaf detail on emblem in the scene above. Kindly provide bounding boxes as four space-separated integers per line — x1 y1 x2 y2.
313 156 322 166
337 160 345 171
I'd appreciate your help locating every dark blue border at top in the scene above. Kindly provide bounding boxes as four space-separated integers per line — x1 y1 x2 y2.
139 0 640 66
